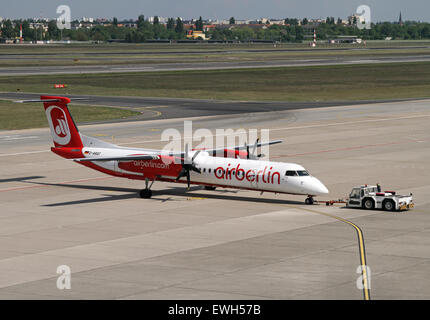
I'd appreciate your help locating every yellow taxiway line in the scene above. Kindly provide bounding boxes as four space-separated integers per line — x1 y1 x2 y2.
293 206 371 300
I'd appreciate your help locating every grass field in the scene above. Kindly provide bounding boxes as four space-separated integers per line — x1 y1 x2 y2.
0 48 429 67
1 62 430 102
0 100 140 130
1 41 430 67
2 40 430 54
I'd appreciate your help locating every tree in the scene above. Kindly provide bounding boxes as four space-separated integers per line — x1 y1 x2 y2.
21 21 33 40
175 17 184 34
229 17 235 25
11 16 430 44
137 15 145 29
302 18 308 25
47 20 59 40
295 26 304 42
93 32 106 41
284 18 298 26
421 24 430 38
407 25 419 39
195 16 203 31
167 17 175 30
153 16 159 25
113 17 118 26
75 30 89 41
1 20 15 38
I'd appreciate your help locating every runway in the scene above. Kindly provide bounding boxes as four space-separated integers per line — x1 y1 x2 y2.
1 54 430 76
0 99 429 299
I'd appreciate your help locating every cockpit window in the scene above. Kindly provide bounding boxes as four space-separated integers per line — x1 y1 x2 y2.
350 188 360 199
297 170 310 176
285 170 298 176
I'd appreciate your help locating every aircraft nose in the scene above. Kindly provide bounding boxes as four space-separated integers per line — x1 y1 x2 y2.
307 178 329 195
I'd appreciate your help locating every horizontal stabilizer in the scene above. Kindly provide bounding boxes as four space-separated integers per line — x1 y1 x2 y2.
15 98 88 103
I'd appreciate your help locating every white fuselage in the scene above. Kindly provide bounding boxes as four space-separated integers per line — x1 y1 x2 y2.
83 147 329 196
190 152 328 195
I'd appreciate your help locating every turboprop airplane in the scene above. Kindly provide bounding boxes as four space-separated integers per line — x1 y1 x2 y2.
19 96 329 204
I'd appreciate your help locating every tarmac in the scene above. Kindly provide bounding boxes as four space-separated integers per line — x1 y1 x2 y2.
0 98 429 299
0 92 423 122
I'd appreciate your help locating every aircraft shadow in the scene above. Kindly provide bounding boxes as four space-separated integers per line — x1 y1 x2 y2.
0 175 45 183
25 181 304 207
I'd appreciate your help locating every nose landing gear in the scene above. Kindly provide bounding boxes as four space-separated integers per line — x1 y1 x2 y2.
140 188 152 199
139 177 155 199
305 196 314 205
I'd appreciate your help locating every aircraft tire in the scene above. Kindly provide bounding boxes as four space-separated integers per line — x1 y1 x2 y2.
305 197 314 205
140 189 152 199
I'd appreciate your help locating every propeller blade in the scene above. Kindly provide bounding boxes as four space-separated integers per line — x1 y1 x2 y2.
176 167 186 181
191 166 201 174
251 138 259 155
245 142 249 159
186 170 190 189
191 150 201 161
177 144 202 188
184 143 189 163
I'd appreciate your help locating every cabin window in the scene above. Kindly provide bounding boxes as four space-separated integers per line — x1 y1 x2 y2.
285 170 298 176
297 170 310 176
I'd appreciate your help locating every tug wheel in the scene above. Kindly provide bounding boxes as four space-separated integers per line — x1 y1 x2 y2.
363 198 375 210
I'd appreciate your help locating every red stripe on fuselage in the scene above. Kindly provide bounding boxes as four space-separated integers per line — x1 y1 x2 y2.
78 162 298 195
118 156 181 178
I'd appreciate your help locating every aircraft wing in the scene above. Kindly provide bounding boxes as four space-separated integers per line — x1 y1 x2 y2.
74 140 282 161
204 139 283 155
74 155 160 162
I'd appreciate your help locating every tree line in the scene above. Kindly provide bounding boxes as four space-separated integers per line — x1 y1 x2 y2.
2 16 430 42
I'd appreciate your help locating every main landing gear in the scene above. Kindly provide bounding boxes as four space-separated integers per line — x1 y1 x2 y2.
305 196 315 205
139 178 155 199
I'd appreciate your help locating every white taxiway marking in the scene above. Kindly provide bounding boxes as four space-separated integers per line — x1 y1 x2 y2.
0 135 39 141
112 67 154 70
0 150 48 157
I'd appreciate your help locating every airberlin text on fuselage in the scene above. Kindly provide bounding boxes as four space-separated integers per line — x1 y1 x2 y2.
215 164 280 184
133 160 170 169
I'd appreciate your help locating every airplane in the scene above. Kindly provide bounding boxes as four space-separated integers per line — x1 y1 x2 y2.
18 95 329 204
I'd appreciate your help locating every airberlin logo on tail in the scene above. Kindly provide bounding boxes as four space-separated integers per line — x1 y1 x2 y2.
46 105 71 145
56 118 68 136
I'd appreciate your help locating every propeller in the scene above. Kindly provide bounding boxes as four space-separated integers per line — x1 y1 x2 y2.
245 138 264 159
175 144 201 189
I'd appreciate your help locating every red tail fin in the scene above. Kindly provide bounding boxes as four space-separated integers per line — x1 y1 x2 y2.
42 95 83 148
